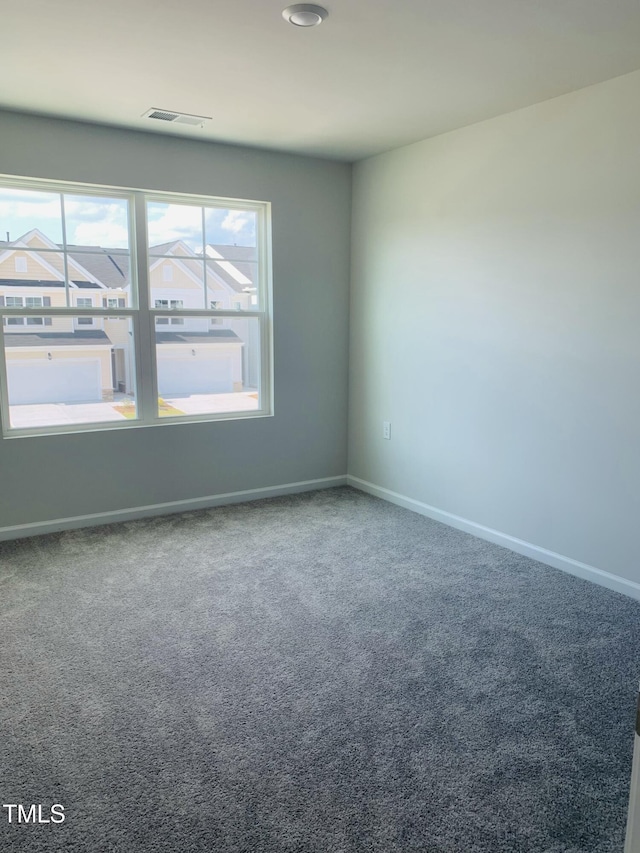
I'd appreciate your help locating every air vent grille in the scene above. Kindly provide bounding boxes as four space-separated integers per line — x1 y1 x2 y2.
147 110 179 122
143 108 211 127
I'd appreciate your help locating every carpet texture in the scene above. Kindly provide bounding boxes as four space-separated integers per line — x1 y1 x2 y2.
0 486 638 852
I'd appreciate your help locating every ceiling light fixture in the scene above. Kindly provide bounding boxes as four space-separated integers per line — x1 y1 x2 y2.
282 4 328 27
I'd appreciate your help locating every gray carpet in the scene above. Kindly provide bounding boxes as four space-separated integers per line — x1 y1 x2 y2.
0 486 638 853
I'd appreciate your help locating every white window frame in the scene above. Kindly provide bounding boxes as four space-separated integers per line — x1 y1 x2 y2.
2 296 46 327
0 176 273 438
155 299 184 326
14 256 27 273
76 297 94 326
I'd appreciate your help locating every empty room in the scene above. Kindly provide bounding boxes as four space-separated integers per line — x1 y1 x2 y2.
1 1 640 851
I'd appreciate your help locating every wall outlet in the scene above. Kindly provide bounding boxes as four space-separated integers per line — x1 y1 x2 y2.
383 421 391 440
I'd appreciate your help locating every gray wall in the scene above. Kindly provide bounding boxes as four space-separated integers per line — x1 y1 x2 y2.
0 111 351 527
349 70 640 588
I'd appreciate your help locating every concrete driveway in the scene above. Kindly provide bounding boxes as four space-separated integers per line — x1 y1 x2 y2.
8 391 259 429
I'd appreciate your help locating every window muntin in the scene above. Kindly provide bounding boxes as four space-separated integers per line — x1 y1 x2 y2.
2 296 47 327
146 201 261 312
154 316 261 419
3 316 138 429
0 178 271 436
0 187 132 309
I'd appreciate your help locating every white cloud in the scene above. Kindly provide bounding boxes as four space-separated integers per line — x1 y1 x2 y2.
147 204 202 249
66 200 130 248
221 210 250 234
72 221 130 248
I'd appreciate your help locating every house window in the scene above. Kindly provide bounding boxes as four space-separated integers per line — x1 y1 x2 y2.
3 296 45 326
154 300 184 326
0 177 271 435
154 299 183 310
15 256 27 273
76 297 94 325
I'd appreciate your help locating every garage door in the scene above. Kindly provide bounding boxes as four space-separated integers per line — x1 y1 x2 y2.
157 357 232 396
7 360 102 405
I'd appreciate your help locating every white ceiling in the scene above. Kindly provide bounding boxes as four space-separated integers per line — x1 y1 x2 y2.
3 0 640 161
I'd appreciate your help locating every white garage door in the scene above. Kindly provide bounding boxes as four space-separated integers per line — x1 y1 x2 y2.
7 360 102 405
157 357 232 396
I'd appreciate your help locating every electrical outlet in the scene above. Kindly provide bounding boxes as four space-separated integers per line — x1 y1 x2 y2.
383 421 391 440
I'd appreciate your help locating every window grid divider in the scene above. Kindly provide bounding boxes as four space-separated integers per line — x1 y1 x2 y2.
0 177 272 436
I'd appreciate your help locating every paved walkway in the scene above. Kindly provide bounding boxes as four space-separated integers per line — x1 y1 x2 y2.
9 392 259 429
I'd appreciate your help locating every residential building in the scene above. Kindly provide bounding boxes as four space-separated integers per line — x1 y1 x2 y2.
0 229 258 409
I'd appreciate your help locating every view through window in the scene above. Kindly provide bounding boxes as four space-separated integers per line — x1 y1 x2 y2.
0 179 271 434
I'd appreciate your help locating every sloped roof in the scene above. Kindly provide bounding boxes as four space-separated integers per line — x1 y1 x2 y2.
0 278 102 289
207 245 256 294
0 278 65 288
155 330 241 344
66 246 130 290
4 331 112 348
1 233 253 293
148 241 256 294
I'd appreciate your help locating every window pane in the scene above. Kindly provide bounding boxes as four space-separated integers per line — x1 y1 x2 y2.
206 254 259 309
63 195 130 251
4 317 137 429
149 255 205 311
147 202 203 255
205 207 257 248
154 316 260 418
66 251 131 306
0 187 63 245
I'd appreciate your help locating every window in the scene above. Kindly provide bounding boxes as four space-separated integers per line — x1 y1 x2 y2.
0 177 271 435
154 299 184 326
1 296 48 327
15 256 27 273
76 297 94 325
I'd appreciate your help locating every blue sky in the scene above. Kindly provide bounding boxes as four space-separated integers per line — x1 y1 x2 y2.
0 189 256 251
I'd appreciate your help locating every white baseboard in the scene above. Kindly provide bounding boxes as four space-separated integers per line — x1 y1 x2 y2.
0 475 348 542
347 475 640 602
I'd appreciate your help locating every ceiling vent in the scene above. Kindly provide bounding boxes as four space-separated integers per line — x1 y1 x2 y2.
143 108 211 127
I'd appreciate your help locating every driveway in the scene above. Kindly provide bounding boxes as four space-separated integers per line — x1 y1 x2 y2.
8 391 259 429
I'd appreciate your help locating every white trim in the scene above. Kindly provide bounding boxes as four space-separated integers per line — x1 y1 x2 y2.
0 475 347 541
0 231 106 287
0 241 65 281
149 255 204 290
347 475 640 602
